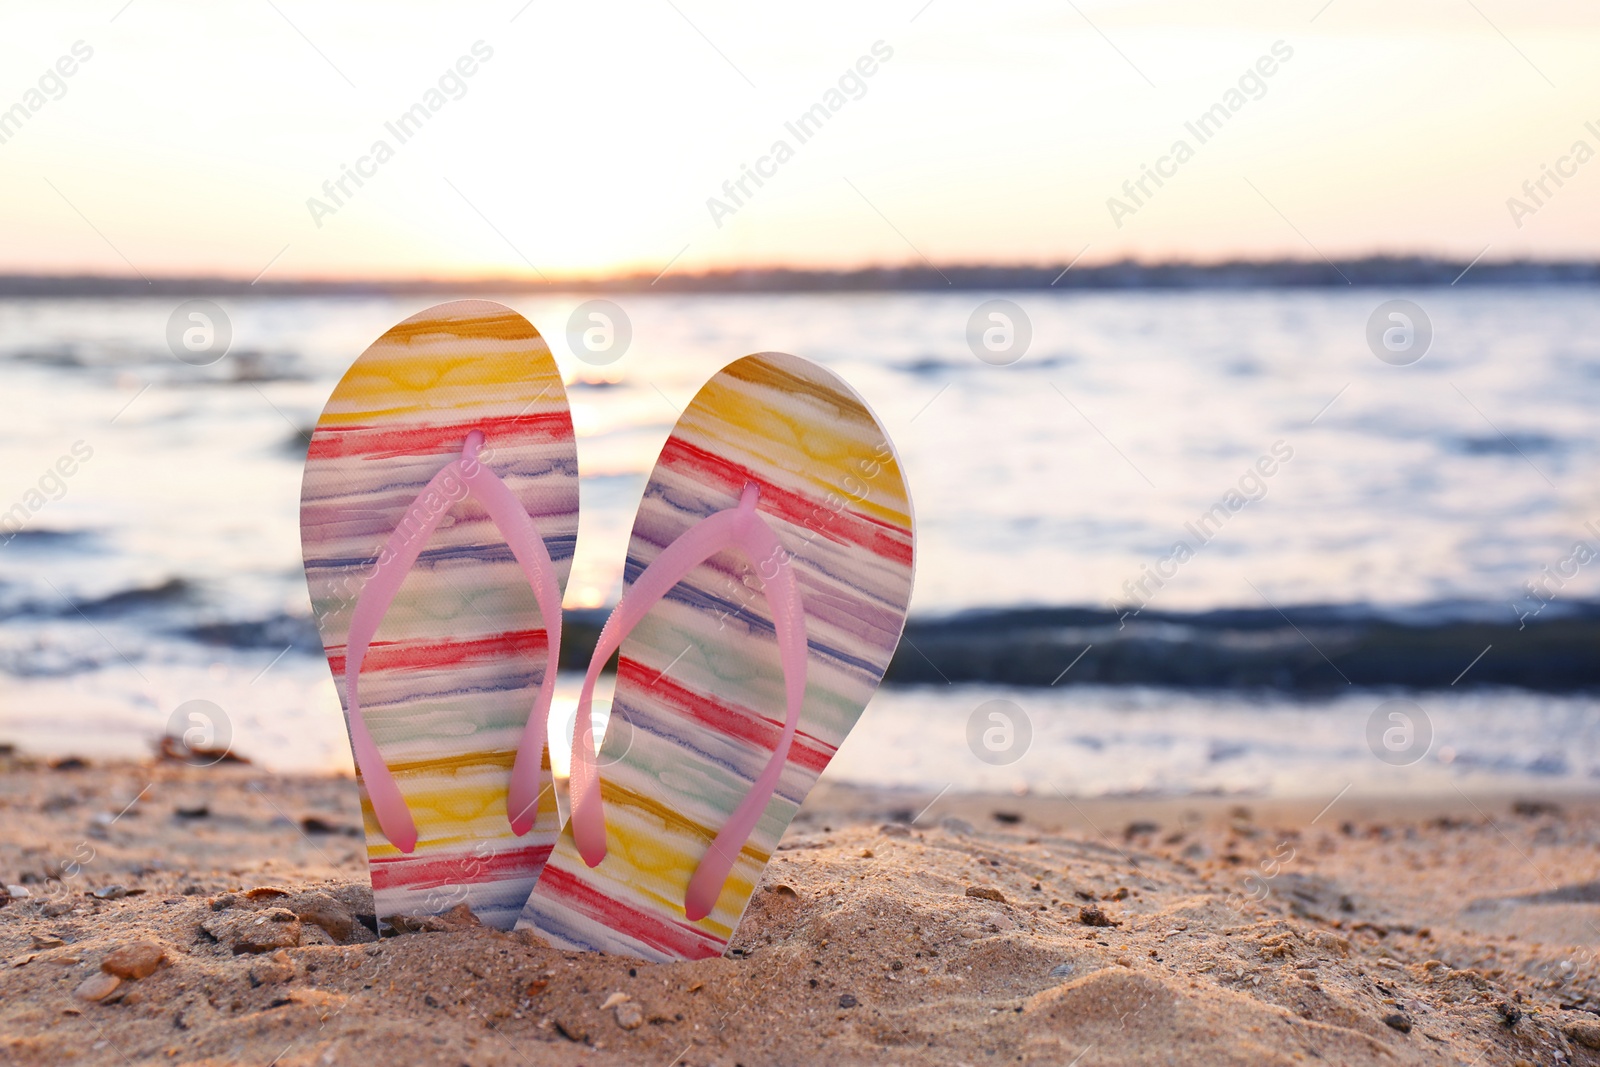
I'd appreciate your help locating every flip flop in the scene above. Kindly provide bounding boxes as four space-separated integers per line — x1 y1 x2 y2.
300 300 576 930
516 351 915 960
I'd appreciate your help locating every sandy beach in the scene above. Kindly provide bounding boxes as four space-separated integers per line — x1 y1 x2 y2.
2 751 1598 1066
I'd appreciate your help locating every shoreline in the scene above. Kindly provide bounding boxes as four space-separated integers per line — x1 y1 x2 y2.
17 589 1600 691
2 754 1598 1064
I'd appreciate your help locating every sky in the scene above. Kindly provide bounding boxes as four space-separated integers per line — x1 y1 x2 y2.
0 0 1597 279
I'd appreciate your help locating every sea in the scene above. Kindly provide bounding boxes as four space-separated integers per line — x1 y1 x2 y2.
1 286 1597 798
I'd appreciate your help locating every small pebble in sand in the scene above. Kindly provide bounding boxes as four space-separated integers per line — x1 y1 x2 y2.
1510 800 1562 818
1382 1012 1412 1033
1495 1001 1522 1027
92 885 127 900
4 885 30 900
965 886 1005 903
1048 963 1075 978
553 1017 589 1043
73 972 121 1002
300 815 357 835
248 950 295 986
101 941 167 980
838 993 858 1008
1078 905 1119 928
203 907 301 954
288 892 354 940
1565 1020 1600 1049
615 1000 644 1030
600 992 629 1010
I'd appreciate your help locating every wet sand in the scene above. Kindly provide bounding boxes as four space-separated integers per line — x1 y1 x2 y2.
2 753 1598 1065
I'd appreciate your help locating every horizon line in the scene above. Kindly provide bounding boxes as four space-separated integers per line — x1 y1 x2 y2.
3 254 1599 296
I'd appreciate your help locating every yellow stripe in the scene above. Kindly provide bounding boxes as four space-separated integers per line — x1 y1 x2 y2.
319 306 560 422
363 779 559 858
683 372 911 528
361 748 559 858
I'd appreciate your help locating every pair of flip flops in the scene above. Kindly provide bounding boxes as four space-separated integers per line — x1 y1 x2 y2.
299 300 915 961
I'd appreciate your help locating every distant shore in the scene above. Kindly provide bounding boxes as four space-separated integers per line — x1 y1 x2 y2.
4 256 1600 297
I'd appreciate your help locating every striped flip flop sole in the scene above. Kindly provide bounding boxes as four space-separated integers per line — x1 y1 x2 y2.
300 300 575 930
517 351 914 960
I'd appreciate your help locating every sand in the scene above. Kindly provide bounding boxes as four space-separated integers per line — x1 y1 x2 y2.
2 751 1598 1066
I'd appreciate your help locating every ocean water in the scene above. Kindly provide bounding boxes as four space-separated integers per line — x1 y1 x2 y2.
1 288 1597 792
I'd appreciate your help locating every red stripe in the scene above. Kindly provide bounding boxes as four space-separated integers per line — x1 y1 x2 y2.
308 412 573 462
328 629 548 674
370 843 552 891
618 657 834 774
536 863 721 960
658 436 912 566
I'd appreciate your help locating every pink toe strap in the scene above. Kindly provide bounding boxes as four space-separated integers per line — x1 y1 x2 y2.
569 482 807 921
343 430 562 853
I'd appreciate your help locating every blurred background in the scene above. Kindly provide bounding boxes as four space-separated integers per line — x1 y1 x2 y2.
1 0 1597 799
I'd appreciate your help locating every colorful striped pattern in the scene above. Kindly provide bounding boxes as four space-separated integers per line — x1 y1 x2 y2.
516 352 914 960
300 300 575 930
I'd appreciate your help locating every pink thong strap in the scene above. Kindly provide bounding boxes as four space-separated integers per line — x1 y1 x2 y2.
568 482 807 921
343 430 562 853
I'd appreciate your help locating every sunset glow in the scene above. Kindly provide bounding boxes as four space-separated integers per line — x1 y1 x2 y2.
1 1 1597 280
